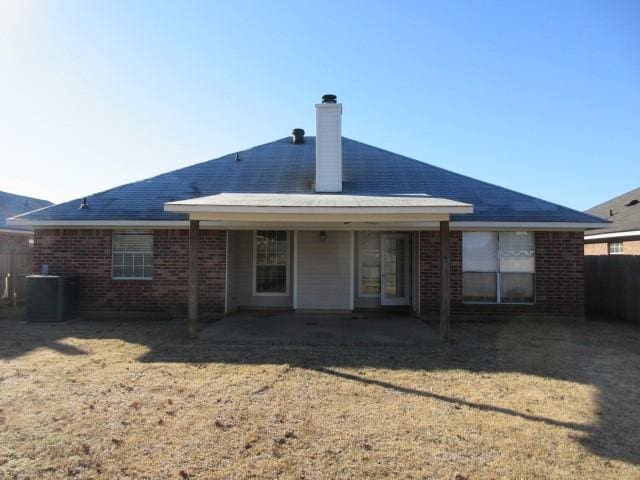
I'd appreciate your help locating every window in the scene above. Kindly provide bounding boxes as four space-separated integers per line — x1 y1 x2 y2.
254 231 288 294
359 232 381 296
112 234 153 279
462 231 535 304
462 232 498 302
498 232 535 303
608 241 624 255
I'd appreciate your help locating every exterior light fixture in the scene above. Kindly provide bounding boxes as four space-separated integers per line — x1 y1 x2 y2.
319 231 327 242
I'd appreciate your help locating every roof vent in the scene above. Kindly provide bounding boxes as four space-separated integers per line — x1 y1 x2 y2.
292 128 305 144
79 197 88 209
322 94 337 104
609 208 614 217
235 152 240 162
624 199 639 207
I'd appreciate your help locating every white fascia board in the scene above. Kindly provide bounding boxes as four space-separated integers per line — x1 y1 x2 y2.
450 221 608 231
164 204 473 215
7 219 190 228
584 230 640 240
0 227 33 235
6 218 606 231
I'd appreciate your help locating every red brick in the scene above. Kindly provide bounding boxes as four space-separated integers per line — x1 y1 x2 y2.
32 229 226 314
420 231 584 317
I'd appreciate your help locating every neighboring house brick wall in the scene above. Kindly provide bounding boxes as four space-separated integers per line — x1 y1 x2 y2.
32 229 226 314
584 237 640 255
624 239 640 255
0 232 32 251
584 242 608 255
420 231 584 317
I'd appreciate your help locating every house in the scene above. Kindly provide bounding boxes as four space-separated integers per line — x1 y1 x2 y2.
1 191 52 303
9 95 607 336
584 187 640 255
0 190 52 250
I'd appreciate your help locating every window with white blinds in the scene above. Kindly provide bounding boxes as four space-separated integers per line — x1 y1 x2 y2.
112 234 153 279
462 231 535 304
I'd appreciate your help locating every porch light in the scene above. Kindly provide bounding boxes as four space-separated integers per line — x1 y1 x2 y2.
319 231 327 242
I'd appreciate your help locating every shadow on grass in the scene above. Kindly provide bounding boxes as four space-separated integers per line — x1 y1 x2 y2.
312 366 592 433
0 309 638 466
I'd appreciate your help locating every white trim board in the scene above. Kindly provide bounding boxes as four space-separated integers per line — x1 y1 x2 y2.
7 219 606 231
167 205 473 215
293 231 298 310
585 230 640 240
349 231 355 311
0 228 33 235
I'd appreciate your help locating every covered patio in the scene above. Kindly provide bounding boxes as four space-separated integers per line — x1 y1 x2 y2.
164 193 474 340
199 310 440 345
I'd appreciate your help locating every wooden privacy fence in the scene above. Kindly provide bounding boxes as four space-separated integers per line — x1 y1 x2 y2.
0 248 33 305
585 255 640 323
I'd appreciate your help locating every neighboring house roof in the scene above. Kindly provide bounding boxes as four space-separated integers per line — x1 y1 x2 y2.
10 137 606 226
0 190 52 233
585 187 640 237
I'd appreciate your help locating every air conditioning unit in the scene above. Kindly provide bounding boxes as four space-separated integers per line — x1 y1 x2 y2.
25 275 80 322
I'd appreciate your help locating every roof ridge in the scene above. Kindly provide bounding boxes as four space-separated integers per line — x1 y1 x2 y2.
0 189 51 205
585 186 640 213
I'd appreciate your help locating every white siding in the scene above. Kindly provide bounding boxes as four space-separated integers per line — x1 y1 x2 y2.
296 231 352 310
226 230 292 309
315 103 342 192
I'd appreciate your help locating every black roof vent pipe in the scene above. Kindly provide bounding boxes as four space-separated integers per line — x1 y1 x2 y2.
292 128 305 144
79 197 88 209
322 94 337 104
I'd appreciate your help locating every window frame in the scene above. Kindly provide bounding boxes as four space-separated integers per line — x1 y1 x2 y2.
608 241 624 255
252 230 290 296
111 233 154 281
462 231 536 305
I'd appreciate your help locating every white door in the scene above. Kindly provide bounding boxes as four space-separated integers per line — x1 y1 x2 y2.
381 233 411 306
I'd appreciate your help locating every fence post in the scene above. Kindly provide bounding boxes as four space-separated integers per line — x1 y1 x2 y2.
8 248 16 307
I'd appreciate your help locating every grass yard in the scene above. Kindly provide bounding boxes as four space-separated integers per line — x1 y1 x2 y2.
0 312 639 479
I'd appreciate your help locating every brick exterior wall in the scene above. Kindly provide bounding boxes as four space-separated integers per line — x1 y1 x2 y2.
584 242 607 255
31 227 585 318
585 237 640 256
32 229 226 314
0 231 32 251
420 231 585 318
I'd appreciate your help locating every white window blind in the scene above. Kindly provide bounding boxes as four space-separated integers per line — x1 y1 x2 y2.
112 234 153 279
462 231 535 304
462 232 498 272
498 232 535 272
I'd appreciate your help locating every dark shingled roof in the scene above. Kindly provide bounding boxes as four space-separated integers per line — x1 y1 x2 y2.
585 187 640 236
1 191 52 232
13 137 605 225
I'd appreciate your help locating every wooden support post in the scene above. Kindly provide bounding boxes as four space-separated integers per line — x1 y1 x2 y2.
439 220 451 340
188 219 200 338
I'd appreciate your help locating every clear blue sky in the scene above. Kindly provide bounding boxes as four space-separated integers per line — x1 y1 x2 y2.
1 0 638 210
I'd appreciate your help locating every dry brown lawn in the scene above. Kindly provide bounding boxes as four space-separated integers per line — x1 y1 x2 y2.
0 311 639 479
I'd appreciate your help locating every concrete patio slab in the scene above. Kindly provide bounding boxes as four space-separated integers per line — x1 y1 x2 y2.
200 311 439 345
